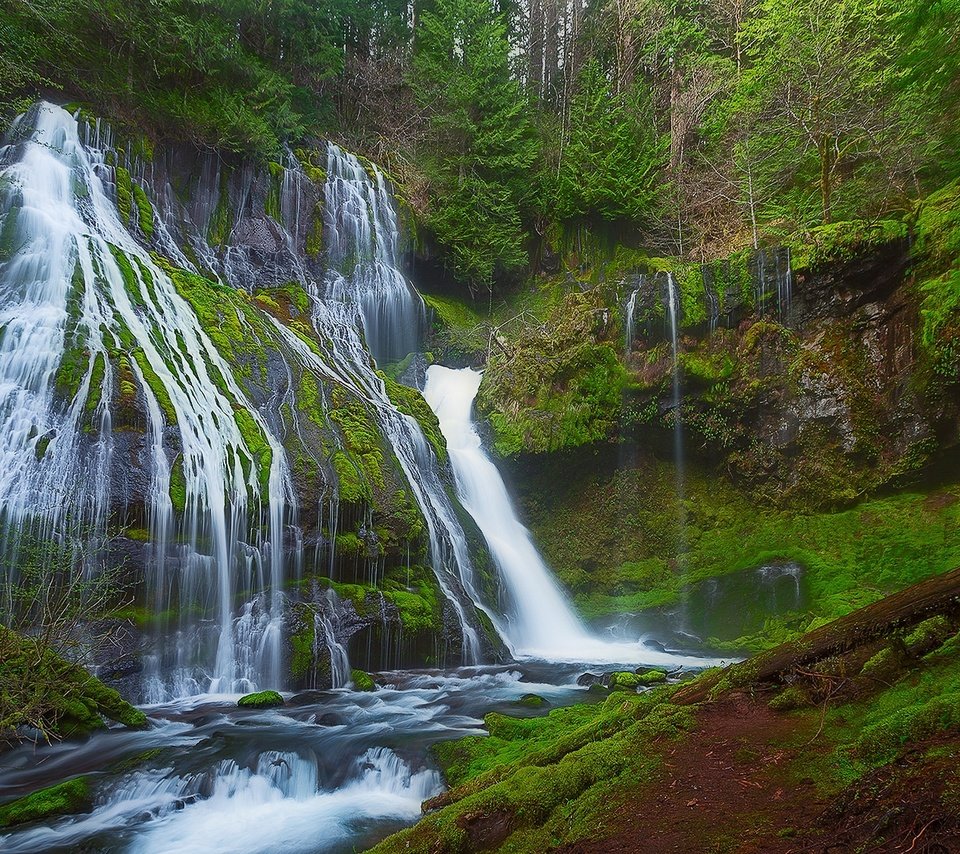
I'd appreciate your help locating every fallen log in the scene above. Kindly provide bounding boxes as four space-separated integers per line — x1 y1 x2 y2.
673 567 960 705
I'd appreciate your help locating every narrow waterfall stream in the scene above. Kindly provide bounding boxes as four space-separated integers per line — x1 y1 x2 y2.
0 105 727 853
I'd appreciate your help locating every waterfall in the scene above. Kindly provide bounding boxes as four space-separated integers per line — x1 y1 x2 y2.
316 591 351 689
624 283 640 356
665 273 688 579
777 247 793 322
423 365 719 666
0 103 293 699
324 144 423 364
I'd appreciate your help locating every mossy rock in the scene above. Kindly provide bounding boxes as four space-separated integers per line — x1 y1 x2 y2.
351 669 376 692
635 669 668 686
608 671 642 691
237 690 284 709
0 627 147 738
515 693 548 708
0 777 92 828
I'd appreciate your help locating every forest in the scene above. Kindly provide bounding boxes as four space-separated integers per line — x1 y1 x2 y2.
4 0 959 286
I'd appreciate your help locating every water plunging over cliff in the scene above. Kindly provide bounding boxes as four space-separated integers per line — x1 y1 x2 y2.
423 365 723 667
324 144 423 364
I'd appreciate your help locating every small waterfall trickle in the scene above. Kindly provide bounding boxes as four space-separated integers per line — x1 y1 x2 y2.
624 283 640 356
316 590 351 689
665 273 688 579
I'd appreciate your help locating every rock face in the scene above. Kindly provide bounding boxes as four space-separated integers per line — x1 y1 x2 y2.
659 238 954 506
573 235 953 507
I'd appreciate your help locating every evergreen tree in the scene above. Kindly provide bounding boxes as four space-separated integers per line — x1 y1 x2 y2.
549 60 665 225
411 0 537 290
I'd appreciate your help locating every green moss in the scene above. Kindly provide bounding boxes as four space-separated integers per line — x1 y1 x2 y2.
306 204 324 257
329 387 385 499
608 671 642 690
293 147 327 184
131 349 178 424
234 408 272 495
0 778 91 828
115 166 133 224
515 693 547 708
265 161 284 222
377 695 694 852
84 352 106 414
382 374 448 464
913 181 960 378
132 184 154 239
290 621 315 680
679 350 734 384
523 454 960 633
237 690 284 708
381 565 443 633
169 456 187 513
0 626 147 740
479 292 628 456
768 685 812 711
351 669 375 692
789 219 907 273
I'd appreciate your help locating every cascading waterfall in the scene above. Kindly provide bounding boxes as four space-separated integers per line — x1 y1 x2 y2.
0 103 292 700
324 144 423 364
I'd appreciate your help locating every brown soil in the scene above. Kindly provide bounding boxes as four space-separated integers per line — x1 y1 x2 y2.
558 693 960 854
560 692 823 854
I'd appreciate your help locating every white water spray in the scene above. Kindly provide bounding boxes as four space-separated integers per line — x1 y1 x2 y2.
0 104 292 698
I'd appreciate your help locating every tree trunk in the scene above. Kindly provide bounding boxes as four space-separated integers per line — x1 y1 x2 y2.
674 566 960 706
528 0 544 98
544 0 559 98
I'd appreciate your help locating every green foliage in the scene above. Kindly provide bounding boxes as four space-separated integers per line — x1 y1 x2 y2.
913 181 960 376
478 292 627 455
546 61 664 225
411 0 537 288
0 778 91 828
